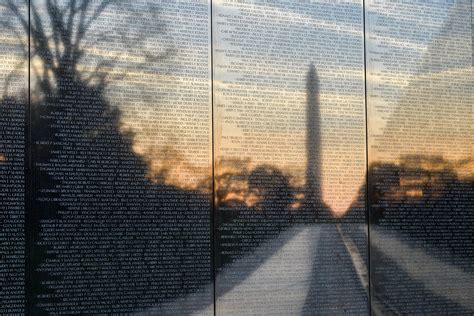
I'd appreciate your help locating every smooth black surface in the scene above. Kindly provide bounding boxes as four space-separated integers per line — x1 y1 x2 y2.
0 0 472 315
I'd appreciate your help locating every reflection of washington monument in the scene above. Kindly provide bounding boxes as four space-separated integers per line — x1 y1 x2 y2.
305 64 322 215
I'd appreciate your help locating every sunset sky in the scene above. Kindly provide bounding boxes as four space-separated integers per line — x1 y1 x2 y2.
1 0 471 216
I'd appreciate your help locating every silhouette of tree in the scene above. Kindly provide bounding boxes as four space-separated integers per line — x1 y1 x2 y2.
248 165 293 213
367 162 401 223
215 164 295 271
1 1 211 313
345 156 473 257
214 158 251 207
1 0 172 96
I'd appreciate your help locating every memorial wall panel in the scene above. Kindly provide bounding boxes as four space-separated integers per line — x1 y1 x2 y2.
0 0 472 315
365 0 473 314
0 1 27 314
28 1 212 314
213 1 368 314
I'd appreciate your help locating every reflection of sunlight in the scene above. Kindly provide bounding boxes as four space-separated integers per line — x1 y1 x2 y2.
455 160 474 181
215 82 366 215
0 36 21 45
134 143 211 191
370 155 472 204
214 0 367 216
405 189 423 198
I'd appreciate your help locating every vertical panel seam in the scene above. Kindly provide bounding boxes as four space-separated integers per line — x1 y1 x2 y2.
210 1 216 315
362 0 372 315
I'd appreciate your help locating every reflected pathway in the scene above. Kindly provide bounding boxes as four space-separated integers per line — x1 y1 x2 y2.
135 221 474 315
369 227 474 314
204 224 366 315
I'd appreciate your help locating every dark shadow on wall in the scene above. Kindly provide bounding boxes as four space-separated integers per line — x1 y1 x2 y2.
340 156 474 314
1 1 209 314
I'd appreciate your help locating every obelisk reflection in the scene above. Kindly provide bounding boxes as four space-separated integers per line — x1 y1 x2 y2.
305 64 323 219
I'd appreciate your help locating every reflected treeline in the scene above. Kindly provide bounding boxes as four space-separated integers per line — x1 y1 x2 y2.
215 160 332 269
1 0 471 314
1 93 212 312
346 155 473 256
1 0 209 313
29 51 209 313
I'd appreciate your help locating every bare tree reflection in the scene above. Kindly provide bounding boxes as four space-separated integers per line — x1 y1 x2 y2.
367 156 472 248
2 1 211 314
248 165 294 213
343 154 473 249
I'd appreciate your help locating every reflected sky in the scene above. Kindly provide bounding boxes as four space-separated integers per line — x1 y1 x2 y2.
0 1 27 97
0 0 472 314
0 0 471 214
214 0 366 216
367 1 472 164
